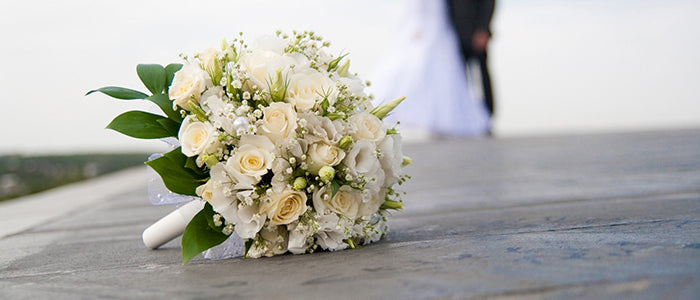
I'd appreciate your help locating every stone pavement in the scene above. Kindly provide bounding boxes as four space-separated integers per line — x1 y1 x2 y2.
1 129 699 299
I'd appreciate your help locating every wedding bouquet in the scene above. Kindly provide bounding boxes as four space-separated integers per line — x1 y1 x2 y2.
89 31 409 263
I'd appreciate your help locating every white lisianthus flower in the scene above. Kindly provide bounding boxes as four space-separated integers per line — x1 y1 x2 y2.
205 162 264 240
378 134 404 186
299 112 340 144
336 76 367 99
227 135 275 181
287 68 334 111
343 140 380 177
256 225 289 257
195 180 232 214
252 34 287 54
217 202 266 239
271 158 293 193
196 164 265 240
260 186 308 225
287 221 313 254
178 116 220 157
259 102 297 143
169 63 210 109
313 213 349 251
350 111 386 144
367 216 388 243
238 37 298 92
358 186 387 218
200 87 235 134
200 87 225 114
313 185 361 220
306 141 345 174
198 47 220 75
196 163 256 211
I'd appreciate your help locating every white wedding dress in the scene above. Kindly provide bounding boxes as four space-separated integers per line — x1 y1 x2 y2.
369 0 490 137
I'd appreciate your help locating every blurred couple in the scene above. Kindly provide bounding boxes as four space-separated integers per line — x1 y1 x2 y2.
370 0 495 138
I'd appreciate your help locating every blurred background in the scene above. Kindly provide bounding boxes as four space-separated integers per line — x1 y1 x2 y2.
1 0 699 198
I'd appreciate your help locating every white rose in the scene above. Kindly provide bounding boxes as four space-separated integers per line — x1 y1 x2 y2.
312 185 361 220
343 140 380 177
228 135 275 181
287 68 334 111
239 50 281 89
332 186 362 220
178 116 219 157
260 187 308 225
350 111 386 144
306 141 345 174
259 102 297 143
169 63 210 109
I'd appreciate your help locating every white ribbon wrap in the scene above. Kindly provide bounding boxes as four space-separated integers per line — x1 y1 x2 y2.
142 200 204 249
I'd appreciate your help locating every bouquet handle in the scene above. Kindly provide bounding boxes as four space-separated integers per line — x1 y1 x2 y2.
142 200 204 249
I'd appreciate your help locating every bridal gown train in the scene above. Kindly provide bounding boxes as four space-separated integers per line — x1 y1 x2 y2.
369 0 490 137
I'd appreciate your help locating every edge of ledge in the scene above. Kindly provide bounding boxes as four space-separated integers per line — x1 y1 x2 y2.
0 166 149 239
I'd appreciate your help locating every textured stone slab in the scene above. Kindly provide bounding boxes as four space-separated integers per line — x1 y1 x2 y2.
0 168 149 239
1 129 699 299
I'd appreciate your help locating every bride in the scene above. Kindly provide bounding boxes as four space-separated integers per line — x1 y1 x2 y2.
369 0 490 137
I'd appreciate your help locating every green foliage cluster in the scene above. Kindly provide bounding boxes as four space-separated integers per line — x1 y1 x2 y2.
89 64 229 264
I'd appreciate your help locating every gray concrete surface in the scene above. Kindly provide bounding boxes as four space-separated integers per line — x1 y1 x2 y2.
1 129 699 299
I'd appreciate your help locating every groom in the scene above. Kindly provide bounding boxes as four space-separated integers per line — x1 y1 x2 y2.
447 0 496 118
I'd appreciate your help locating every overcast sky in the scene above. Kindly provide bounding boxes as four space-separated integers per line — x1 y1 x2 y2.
1 0 699 154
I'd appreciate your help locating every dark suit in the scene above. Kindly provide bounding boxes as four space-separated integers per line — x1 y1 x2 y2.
448 0 496 117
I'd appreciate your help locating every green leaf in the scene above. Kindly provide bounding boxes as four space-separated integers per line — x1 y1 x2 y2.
156 118 181 137
181 203 229 264
330 180 341 199
147 93 182 122
86 86 148 100
204 203 225 233
106 111 173 139
320 98 329 113
164 63 183 93
137 64 166 95
184 156 207 176
145 147 207 196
